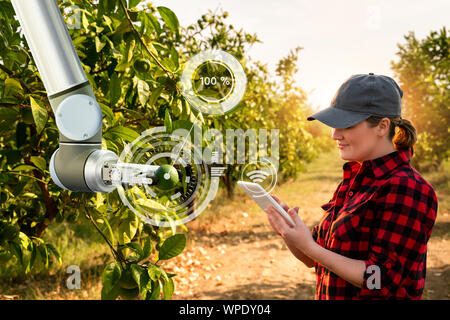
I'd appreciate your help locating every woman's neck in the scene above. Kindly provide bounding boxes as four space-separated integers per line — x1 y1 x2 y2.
356 143 397 165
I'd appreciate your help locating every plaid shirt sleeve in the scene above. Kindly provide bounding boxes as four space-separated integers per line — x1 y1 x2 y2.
359 175 438 299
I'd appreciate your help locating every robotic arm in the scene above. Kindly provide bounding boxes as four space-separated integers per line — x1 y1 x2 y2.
11 0 174 193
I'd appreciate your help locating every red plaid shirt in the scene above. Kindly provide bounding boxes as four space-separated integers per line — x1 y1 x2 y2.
312 149 438 299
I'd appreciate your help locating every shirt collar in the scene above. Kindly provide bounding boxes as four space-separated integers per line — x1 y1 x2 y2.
342 149 411 179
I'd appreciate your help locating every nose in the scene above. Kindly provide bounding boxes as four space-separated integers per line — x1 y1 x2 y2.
331 128 343 140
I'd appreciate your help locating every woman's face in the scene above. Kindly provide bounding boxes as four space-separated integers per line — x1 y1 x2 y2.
332 120 388 162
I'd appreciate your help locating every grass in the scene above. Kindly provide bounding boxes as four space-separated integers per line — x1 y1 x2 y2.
0 220 110 299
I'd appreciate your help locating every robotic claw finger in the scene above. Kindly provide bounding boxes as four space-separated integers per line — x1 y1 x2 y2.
11 0 180 193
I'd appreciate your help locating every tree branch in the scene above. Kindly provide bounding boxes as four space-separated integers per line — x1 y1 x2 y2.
32 168 58 237
82 194 126 266
117 0 180 95
0 63 35 93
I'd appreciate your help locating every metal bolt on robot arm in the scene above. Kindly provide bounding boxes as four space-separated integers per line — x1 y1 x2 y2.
11 0 173 193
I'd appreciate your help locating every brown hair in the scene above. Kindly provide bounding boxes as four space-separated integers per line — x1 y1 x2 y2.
365 116 417 156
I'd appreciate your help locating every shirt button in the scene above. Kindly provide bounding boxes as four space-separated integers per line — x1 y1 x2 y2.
348 191 353 197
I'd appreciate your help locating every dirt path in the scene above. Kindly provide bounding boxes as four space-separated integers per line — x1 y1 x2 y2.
162 150 450 300
166 220 317 299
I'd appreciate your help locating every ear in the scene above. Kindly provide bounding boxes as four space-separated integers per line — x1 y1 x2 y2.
377 118 391 137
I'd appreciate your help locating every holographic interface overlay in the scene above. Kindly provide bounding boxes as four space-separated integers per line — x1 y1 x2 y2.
179 50 246 116
113 127 279 227
113 49 281 227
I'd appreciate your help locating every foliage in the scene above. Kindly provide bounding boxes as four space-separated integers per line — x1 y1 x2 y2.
0 0 190 299
391 27 449 170
180 10 321 195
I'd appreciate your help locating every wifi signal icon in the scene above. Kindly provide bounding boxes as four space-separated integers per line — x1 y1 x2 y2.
246 170 270 183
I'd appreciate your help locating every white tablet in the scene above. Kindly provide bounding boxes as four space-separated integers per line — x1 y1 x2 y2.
237 181 295 227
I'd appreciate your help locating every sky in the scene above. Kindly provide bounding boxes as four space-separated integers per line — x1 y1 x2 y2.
152 0 449 112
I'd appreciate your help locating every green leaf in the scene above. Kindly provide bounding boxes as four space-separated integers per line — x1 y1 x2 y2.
169 46 179 71
30 97 48 134
164 108 172 133
125 39 136 63
147 13 161 34
37 244 49 268
144 42 159 57
30 156 46 172
46 244 62 266
3 78 23 98
135 197 167 211
101 283 121 300
124 242 144 260
106 126 140 143
171 98 182 116
81 12 89 32
128 0 140 8
161 276 174 300
157 233 186 261
99 102 114 123
149 279 161 300
129 185 147 200
18 232 31 250
117 213 139 244
130 264 144 289
8 241 23 266
103 138 119 154
142 237 151 260
137 79 150 106
101 217 116 247
72 36 87 47
138 272 150 298
109 73 121 105
11 164 37 172
157 7 179 34
213 118 220 129
161 57 176 72
147 264 162 281
181 99 191 119
95 24 104 33
148 86 163 107
95 36 106 53
23 192 38 199
25 243 37 273
102 261 122 294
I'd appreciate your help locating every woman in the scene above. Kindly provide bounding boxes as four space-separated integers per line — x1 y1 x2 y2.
266 73 438 300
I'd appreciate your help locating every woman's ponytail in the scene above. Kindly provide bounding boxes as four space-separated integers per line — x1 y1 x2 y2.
366 116 418 156
391 118 417 156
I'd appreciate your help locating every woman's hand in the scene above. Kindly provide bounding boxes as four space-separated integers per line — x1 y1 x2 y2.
265 196 315 254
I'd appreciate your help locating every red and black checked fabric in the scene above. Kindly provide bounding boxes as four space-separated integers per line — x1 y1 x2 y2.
311 149 438 300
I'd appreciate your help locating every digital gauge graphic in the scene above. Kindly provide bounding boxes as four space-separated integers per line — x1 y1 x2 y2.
179 49 247 116
116 126 220 228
